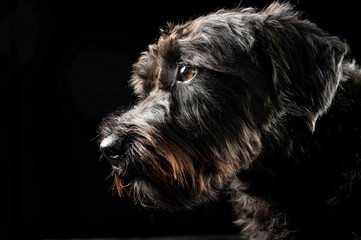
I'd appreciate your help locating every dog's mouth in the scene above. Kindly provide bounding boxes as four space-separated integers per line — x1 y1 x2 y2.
111 163 126 177
105 147 131 173
109 159 134 197
99 137 132 197
112 172 132 197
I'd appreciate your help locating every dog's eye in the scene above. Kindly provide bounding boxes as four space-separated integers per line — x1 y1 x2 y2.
178 66 197 82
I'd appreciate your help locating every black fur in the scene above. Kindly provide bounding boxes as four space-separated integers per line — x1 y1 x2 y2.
99 2 361 239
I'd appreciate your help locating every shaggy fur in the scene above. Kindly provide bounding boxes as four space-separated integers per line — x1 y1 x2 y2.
98 2 361 239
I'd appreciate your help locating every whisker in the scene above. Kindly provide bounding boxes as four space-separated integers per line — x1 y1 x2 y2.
90 133 101 142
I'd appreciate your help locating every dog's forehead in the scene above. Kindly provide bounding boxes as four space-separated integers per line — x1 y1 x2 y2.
140 9 257 68
165 11 256 67
130 10 258 96
167 10 253 39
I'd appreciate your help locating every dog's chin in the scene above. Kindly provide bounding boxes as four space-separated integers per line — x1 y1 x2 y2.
111 167 217 210
112 175 164 208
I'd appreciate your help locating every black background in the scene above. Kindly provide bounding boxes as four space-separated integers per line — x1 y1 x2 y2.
2 0 360 239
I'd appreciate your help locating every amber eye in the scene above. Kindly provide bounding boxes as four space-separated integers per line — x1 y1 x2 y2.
178 66 197 82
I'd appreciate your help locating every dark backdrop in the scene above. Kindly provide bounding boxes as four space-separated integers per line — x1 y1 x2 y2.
2 0 360 239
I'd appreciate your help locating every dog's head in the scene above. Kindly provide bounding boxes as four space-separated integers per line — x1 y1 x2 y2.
99 2 347 209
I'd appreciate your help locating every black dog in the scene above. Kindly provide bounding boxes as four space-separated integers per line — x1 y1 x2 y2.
99 2 361 239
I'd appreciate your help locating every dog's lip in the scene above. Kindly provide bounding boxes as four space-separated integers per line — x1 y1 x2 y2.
112 165 120 171
111 160 128 177
111 165 124 177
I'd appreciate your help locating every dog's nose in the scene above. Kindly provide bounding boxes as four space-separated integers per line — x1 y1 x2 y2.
100 135 123 166
101 146 122 166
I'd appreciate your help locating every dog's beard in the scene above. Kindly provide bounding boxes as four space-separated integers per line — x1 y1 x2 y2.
102 123 235 209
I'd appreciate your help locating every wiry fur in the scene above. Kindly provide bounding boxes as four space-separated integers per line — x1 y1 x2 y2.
99 2 361 239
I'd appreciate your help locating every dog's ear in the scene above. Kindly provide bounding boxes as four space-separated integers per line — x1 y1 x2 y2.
256 2 348 131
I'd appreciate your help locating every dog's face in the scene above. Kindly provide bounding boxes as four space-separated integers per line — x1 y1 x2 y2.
99 3 346 209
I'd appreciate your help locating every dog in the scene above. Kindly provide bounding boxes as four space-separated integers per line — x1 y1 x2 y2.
98 2 361 239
